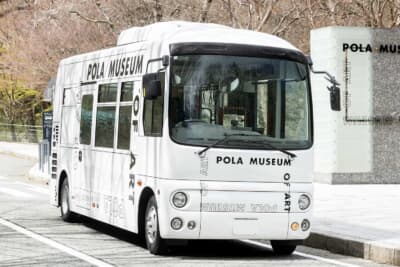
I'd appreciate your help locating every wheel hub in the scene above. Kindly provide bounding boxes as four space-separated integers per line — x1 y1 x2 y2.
61 185 69 214
145 206 157 244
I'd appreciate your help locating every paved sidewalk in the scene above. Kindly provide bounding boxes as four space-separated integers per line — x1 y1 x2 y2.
0 141 399 265
0 141 50 183
307 183 400 266
0 141 38 160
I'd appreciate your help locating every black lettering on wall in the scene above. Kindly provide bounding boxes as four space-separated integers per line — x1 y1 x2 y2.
380 44 388 53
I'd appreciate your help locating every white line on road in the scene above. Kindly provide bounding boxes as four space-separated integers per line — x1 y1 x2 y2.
14 181 48 195
0 218 114 267
0 187 34 198
241 240 360 267
0 174 361 266
0 176 48 196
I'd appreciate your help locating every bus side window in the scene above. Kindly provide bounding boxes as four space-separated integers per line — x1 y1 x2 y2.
143 72 164 136
80 95 93 145
117 81 133 149
95 83 118 148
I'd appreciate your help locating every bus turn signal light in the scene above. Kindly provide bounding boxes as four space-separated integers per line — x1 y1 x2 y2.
291 222 299 231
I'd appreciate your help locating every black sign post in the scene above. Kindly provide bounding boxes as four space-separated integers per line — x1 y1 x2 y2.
42 111 53 143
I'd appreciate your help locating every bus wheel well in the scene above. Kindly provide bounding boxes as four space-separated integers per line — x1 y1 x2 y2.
58 171 68 206
138 187 155 239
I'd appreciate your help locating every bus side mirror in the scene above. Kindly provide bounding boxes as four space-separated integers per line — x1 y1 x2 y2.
330 86 340 111
162 55 169 67
307 55 341 111
143 73 162 100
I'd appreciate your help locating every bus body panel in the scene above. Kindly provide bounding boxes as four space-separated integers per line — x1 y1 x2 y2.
50 21 314 241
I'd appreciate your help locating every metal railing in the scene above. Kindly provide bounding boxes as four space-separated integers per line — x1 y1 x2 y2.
0 123 43 143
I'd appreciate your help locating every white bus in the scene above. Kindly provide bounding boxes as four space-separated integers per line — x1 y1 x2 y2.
49 21 340 255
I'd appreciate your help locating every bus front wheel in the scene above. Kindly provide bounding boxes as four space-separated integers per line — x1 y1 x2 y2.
271 240 297 255
144 196 167 255
60 179 77 222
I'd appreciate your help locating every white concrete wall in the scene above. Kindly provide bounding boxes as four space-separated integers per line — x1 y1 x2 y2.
311 27 372 178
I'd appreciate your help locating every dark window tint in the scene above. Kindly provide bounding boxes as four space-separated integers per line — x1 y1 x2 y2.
80 95 93 145
143 72 164 136
121 82 133 102
98 83 118 103
95 106 116 148
117 106 132 149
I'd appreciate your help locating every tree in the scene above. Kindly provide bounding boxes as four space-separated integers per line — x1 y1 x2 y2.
2 0 400 99
0 73 41 141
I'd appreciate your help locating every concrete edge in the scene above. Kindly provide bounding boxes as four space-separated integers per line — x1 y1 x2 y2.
28 163 50 185
303 232 400 266
0 150 48 185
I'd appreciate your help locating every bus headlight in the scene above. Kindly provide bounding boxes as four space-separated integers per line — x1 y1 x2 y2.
298 194 311 210
172 192 187 208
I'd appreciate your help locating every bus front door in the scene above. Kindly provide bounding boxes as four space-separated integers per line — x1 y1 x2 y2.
73 87 95 216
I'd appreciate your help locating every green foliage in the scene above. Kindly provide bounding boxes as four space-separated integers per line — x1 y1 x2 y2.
0 74 42 124
0 44 7 55
0 74 42 142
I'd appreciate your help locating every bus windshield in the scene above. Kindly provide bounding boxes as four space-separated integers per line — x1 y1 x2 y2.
169 54 311 150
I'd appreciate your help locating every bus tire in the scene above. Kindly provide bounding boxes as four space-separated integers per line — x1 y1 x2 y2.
271 240 297 255
60 178 77 222
144 196 167 255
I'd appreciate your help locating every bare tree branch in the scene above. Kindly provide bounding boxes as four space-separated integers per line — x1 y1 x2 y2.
153 0 162 22
69 10 114 29
255 0 275 31
199 0 213 22
0 2 33 18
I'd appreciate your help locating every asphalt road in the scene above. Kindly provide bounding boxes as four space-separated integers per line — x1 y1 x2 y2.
0 153 394 267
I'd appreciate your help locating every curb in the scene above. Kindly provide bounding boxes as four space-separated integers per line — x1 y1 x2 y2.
27 164 50 185
0 150 48 185
304 232 400 266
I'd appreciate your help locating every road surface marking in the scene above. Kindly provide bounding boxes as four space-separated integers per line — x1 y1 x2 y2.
242 240 360 267
0 187 34 198
14 181 48 195
0 217 113 267
0 175 48 196
0 174 361 266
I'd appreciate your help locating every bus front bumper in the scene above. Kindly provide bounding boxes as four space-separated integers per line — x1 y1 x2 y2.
157 179 312 240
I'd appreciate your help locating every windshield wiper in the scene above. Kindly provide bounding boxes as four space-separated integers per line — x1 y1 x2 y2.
196 133 255 157
253 140 296 159
196 133 297 159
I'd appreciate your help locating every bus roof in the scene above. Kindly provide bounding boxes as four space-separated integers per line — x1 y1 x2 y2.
60 21 300 65
117 21 298 51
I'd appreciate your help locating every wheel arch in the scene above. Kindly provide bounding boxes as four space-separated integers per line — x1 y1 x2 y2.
58 170 68 206
138 187 155 238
